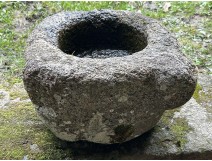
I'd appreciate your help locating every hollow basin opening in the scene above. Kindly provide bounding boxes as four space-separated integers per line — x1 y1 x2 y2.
58 19 147 59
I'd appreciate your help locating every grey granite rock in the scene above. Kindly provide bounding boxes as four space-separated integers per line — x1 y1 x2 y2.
68 97 212 159
23 10 197 144
68 75 212 159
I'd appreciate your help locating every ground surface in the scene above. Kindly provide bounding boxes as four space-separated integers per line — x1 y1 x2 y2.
0 2 212 159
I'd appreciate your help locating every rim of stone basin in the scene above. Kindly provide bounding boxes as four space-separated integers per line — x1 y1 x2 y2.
25 9 197 108
26 10 186 61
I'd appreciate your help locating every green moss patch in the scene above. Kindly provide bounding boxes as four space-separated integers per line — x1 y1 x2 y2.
192 82 212 114
170 118 191 149
9 87 29 101
0 80 73 159
159 108 191 150
0 100 73 159
193 83 203 101
160 108 180 125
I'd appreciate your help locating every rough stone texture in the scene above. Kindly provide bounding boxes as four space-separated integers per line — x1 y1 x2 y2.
65 74 212 159
67 99 212 159
23 10 197 144
176 98 212 153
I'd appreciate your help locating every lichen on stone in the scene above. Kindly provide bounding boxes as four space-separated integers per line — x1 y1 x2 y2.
170 118 191 149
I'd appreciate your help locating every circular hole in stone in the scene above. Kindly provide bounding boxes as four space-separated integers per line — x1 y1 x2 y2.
58 19 147 59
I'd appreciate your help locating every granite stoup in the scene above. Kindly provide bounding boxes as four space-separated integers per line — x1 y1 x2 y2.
23 10 197 144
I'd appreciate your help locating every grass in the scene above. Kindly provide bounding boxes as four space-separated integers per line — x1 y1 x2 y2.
0 1 211 80
0 1 212 159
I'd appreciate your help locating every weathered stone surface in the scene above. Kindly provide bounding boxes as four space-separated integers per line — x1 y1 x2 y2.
67 74 212 159
23 10 197 144
66 98 212 159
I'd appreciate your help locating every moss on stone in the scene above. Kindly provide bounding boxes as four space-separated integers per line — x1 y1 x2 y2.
9 90 29 100
170 118 191 149
192 82 212 103
156 80 211 151
7 81 29 101
160 108 180 125
192 83 203 101
0 99 73 159
159 108 191 150
192 82 212 114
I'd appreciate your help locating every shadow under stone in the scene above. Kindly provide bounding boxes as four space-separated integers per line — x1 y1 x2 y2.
52 126 212 160
54 129 154 160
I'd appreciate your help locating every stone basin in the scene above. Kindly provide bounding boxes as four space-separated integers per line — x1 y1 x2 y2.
23 10 197 144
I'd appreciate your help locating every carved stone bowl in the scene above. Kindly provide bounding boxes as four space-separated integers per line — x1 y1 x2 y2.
23 10 197 144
